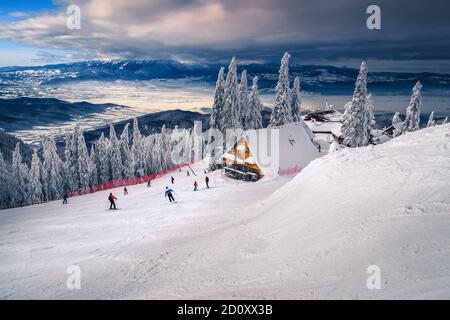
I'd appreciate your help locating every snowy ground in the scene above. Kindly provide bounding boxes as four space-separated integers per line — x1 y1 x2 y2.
1 124 449 299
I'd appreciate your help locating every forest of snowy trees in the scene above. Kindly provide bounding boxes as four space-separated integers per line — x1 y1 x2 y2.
339 60 446 147
0 119 196 209
209 52 303 133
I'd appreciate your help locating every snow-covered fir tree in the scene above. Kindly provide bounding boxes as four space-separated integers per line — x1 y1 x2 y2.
365 93 376 140
392 112 401 126
238 70 249 127
64 131 78 191
0 150 12 208
442 117 448 125
341 61 369 147
427 111 435 128
290 76 302 122
221 57 241 130
131 118 145 177
29 152 43 204
88 145 98 188
96 133 111 183
269 52 293 127
245 76 263 130
120 123 133 179
109 124 123 182
209 67 226 131
42 138 63 200
77 128 91 190
401 81 422 134
11 143 29 206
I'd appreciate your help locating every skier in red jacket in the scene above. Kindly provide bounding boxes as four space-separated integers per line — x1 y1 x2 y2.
108 193 117 210
193 181 198 191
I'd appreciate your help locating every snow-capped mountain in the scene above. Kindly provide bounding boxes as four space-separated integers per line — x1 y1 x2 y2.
2 59 450 97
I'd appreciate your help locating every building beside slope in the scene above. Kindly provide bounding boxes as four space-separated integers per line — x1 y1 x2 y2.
223 121 320 181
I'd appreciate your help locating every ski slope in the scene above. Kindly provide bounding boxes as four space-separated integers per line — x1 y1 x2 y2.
1 124 450 299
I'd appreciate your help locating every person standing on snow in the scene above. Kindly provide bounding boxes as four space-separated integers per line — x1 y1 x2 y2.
187 171 190 176
205 176 210 189
171 176 174 184
108 193 117 210
165 187 175 203
147 180 151 187
193 181 198 191
62 192 69 204
124 187 128 195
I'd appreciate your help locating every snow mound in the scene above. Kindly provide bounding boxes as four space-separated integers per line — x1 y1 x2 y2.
215 124 450 299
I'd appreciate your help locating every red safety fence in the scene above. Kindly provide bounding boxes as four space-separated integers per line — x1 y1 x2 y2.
278 165 303 176
68 161 195 198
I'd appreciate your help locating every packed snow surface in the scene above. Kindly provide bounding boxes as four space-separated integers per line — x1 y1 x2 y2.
1 124 449 299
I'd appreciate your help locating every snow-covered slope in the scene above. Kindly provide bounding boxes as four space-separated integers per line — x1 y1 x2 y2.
1 125 449 299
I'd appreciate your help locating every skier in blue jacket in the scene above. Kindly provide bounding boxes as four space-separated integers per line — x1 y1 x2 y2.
165 187 175 202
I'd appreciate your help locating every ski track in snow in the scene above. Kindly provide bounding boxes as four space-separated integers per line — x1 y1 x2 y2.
1 124 450 299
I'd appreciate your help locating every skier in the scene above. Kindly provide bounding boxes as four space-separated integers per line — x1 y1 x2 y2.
124 187 128 195
205 176 210 189
171 176 174 184
108 193 117 210
187 171 190 176
194 181 198 191
62 192 69 204
165 187 175 203
147 180 151 187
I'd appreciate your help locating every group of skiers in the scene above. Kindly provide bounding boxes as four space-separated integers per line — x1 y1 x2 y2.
63 170 211 209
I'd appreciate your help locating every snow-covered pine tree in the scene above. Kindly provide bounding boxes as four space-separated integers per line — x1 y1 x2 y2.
131 118 145 177
151 134 164 172
11 143 29 206
269 52 293 127
290 76 302 122
401 81 422 134
245 76 263 130
42 138 63 201
210 67 226 131
0 150 12 208
161 125 173 169
392 112 401 125
238 70 249 127
77 128 91 190
96 133 111 183
64 132 77 191
443 117 448 125
341 61 369 147
109 124 123 182
88 145 98 188
119 123 133 179
427 111 435 127
29 152 43 204
221 57 241 130
365 93 376 140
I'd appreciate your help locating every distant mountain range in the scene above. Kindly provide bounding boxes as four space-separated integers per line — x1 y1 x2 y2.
0 97 127 132
2 59 450 97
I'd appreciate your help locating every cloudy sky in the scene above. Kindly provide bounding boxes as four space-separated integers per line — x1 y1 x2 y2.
1 0 450 72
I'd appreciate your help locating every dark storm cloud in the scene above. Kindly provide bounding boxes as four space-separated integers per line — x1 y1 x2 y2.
0 0 449 70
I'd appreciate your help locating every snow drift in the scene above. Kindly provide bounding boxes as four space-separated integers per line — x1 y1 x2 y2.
1 124 449 299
